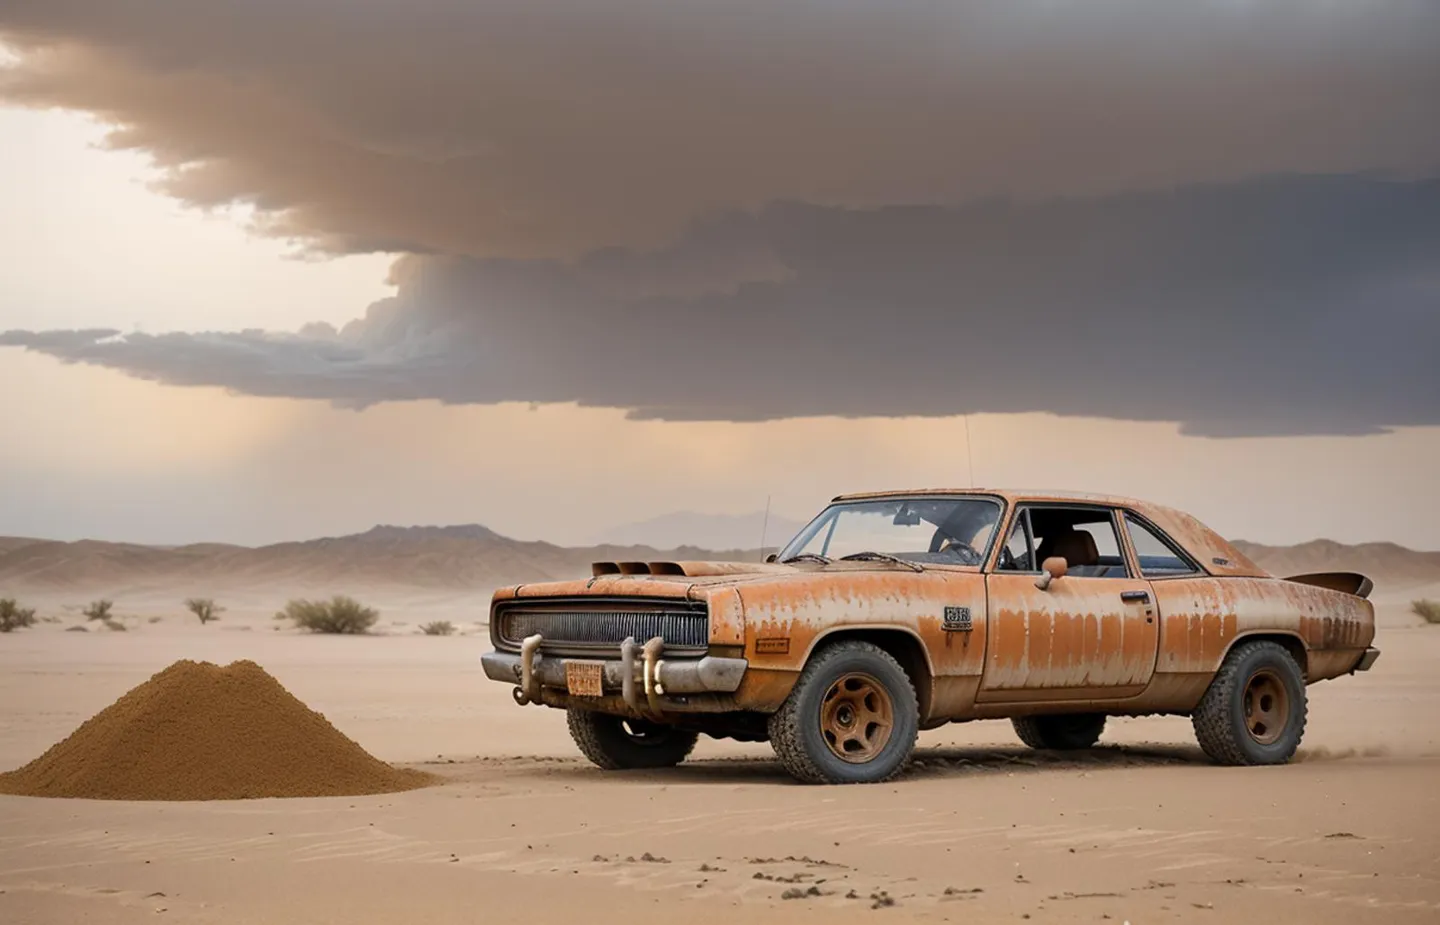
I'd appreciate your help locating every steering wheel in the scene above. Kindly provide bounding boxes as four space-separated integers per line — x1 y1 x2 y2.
937 536 981 564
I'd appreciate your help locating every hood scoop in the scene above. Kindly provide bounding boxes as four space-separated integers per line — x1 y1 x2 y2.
591 560 794 578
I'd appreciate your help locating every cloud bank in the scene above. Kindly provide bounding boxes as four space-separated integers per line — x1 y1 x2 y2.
3 1 1437 259
6 176 1438 436
1 2 1437 435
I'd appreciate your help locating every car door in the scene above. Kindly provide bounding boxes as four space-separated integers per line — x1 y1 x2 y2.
979 504 1159 699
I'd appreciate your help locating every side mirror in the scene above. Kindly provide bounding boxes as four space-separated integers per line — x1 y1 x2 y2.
764 553 778 563
1035 556 1068 590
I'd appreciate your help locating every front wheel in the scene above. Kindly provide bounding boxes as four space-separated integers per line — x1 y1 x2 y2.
1191 640 1307 765
567 709 698 770
768 641 919 784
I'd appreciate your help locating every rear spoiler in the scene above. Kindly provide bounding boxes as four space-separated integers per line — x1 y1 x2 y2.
1284 571 1373 599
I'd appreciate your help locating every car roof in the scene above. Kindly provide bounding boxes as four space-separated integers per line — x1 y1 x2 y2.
826 488 1269 578
831 487 1156 509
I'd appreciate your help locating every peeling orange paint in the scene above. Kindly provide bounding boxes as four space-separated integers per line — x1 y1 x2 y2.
486 489 1378 723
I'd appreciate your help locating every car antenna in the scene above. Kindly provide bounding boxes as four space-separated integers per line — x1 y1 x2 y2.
759 494 771 562
963 414 975 488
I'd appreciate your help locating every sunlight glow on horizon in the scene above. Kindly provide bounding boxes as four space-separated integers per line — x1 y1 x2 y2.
0 105 395 335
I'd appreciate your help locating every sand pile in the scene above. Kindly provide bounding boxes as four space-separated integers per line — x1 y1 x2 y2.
0 659 431 800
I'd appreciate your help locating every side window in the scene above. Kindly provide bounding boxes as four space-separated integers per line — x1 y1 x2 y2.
1031 507 1129 578
996 510 1034 571
1124 514 1199 578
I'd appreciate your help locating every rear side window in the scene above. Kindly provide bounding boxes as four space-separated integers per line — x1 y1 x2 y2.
1124 514 1199 578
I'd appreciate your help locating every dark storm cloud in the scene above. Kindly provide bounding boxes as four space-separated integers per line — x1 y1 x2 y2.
6 176 1439 436
1 1 1437 258
2 2 1437 434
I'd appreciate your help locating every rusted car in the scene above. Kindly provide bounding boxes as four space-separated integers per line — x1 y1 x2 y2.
481 489 1379 784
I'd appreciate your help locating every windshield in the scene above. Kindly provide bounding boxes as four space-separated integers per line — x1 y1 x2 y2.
777 497 1003 566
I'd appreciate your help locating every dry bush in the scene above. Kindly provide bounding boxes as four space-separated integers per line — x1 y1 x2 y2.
0 599 38 633
103 619 127 632
1412 599 1440 625
148 616 164 624
420 620 456 636
185 597 224 625
83 599 114 622
277 596 379 634
65 625 88 633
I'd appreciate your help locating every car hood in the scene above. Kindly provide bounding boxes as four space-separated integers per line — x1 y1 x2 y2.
501 561 799 602
498 559 954 603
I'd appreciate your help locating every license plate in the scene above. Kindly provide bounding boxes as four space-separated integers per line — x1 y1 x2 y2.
565 661 604 697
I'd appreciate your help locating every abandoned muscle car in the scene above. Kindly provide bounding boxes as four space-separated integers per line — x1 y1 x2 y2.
481 490 1380 784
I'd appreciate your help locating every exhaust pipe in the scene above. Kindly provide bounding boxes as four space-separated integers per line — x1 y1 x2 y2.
514 633 543 705
620 636 638 711
642 636 665 717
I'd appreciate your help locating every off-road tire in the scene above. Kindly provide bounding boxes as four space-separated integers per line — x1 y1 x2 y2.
1011 713 1107 750
768 640 919 784
1192 639 1307 766
566 709 699 770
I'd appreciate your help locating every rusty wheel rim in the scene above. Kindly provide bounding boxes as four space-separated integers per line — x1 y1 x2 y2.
1242 669 1289 746
820 672 894 763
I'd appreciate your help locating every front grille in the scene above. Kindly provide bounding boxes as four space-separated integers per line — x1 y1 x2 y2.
495 598 709 655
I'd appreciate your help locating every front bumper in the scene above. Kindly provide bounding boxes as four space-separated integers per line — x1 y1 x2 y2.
482 638 746 715
1352 646 1381 672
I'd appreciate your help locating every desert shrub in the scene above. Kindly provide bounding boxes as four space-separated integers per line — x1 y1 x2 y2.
148 616 164 624
83 599 114 622
65 625 88 633
184 597 224 625
277 596 378 634
103 619 127 632
420 620 456 636
0 599 38 633
1412 599 1440 625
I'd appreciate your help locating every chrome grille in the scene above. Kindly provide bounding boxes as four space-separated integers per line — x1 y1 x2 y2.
495 600 708 654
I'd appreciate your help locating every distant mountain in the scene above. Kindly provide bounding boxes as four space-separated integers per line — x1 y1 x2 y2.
592 510 809 552
0 526 764 594
1232 539 1440 590
0 527 1434 596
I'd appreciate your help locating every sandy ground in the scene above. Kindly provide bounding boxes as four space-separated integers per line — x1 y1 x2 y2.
1 602 1437 924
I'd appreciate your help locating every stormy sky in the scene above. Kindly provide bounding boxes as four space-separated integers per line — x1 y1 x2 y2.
5 176 1440 436
1 1 1438 545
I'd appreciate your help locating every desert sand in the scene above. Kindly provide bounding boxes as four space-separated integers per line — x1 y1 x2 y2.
1 587 1437 925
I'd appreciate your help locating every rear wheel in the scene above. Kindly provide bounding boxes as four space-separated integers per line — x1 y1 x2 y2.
768 641 919 784
566 709 698 770
1191 639 1307 765
1011 713 1106 750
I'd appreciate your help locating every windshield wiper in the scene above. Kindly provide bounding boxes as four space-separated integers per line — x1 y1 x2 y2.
837 551 924 572
780 552 833 565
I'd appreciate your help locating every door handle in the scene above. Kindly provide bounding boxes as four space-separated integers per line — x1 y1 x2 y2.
1120 590 1150 603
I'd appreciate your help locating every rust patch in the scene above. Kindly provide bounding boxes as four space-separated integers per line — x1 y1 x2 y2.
979 574 1159 694
704 588 746 647
1151 575 1372 678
